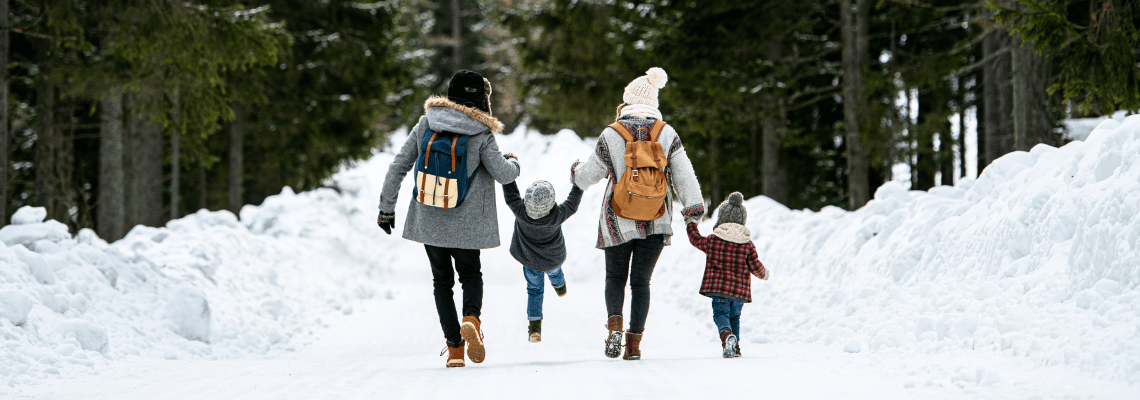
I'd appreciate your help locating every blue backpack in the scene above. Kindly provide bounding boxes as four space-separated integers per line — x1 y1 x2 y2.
413 127 471 210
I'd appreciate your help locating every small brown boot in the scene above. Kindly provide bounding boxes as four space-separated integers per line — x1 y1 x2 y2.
734 343 741 357
623 332 642 360
604 315 623 358
461 316 485 363
442 341 465 368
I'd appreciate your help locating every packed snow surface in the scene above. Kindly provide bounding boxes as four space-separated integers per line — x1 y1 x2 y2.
2 116 1139 398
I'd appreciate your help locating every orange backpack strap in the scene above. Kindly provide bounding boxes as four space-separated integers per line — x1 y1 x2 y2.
648 120 666 142
608 122 635 143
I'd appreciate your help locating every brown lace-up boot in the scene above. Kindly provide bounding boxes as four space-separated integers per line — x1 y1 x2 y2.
442 340 465 368
604 315 623 358
623 332 642 360
461 316 485 363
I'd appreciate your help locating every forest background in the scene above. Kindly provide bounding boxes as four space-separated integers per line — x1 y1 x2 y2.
0 0 1137 242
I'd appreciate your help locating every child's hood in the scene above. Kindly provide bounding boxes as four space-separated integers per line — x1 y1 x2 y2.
713 223 751 244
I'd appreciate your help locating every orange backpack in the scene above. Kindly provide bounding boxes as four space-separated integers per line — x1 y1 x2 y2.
609 120 669 221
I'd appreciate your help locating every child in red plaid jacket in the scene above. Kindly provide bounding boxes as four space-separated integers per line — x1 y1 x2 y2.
686 192 768 358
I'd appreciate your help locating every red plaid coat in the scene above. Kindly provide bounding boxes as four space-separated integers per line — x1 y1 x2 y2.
686 222 767 302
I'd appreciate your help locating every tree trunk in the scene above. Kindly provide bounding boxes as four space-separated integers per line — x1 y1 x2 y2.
0 0 8 224
125 93 163 228
841 0 870 209
170 94 180 220
915 88 937 191
761 97 788 205
983 21 1014 167
1011 35 1055 151
451 0 463 72
940 118 954 186
199 164 207 210
975 69 987 171
709 127 722 206
958 76 968 180
228 104 244 214
98 91 125 241
35 52 71 226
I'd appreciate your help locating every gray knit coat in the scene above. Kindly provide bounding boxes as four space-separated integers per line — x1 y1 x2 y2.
377 96 520 249
502 181 584 271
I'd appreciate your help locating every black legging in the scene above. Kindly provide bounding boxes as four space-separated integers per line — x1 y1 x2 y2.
425 245 483 345
604 234 666 334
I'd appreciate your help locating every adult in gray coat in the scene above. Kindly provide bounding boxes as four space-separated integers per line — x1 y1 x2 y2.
377 70 520 368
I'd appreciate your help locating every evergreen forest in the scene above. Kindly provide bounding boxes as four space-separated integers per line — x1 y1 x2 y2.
1 0 1138 240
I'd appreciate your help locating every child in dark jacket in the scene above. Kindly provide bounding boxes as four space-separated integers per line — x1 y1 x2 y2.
686 192 768 358
502 179 584 342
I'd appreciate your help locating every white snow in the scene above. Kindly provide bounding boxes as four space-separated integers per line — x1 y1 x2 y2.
3 116 1140 398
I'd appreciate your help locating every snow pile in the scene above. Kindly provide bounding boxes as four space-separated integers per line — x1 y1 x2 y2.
653 115 1140 381
0 185 388 387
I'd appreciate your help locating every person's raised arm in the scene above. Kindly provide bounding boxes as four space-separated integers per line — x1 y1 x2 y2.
686 221 711 252
571 131 613 190
479 134 520 184
501 180 526 218
555 184 585 224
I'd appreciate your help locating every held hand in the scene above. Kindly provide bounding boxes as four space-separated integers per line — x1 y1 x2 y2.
377 211 396 235
503 153 518 163
570 160 582 182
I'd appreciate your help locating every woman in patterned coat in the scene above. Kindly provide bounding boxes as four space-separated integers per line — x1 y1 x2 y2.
571 67 706 360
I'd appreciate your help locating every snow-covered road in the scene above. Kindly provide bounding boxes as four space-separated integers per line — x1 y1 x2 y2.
24 256 1136 400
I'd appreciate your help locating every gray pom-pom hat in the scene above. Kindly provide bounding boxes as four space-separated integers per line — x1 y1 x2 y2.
715 192 747 228
524 181 556 220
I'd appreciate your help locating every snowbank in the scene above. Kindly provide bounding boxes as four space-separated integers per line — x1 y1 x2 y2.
654 115 1140 381
1 184 388 388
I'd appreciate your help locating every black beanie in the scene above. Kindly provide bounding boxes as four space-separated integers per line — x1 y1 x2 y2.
447 70 491 114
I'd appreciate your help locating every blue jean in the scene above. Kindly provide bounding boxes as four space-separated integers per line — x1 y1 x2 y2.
711 297 744 337
524 266 565 321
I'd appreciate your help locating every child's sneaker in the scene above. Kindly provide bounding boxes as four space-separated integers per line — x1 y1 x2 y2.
528 320 542 343
720 329 738 359
461 316 485 363
554 283 567 297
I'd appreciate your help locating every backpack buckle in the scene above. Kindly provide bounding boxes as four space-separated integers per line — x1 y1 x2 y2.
632 169 639 181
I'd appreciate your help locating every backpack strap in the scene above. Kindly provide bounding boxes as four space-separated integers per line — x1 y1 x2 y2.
449 136 459 173
424 130 439 168
648 120 667 142
608 122 635 143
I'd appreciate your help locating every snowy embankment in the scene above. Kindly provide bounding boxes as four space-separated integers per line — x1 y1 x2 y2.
0 182 389 386
654 115 1140 382
1 114 1138 391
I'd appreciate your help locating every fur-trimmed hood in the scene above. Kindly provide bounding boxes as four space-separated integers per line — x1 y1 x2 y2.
713 223 752 244
424 95 504 134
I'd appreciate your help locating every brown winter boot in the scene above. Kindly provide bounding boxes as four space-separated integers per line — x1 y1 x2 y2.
719 329 738 359
442 341 465 368
623 332 642 360
604 315 623 358
734 343 741 357
461 316 485 364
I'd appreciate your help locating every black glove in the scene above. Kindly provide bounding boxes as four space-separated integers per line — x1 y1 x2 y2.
378 211 396 235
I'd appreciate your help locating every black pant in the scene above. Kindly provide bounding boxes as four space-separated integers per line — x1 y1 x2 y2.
425 245 483 345
604 234 665 334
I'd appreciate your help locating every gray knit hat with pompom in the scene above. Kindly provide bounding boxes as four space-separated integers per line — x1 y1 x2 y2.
524 181 556 219
715 192 747 228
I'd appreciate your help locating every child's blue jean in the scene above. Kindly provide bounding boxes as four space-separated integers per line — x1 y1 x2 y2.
711 297 744 337
524 266 565 321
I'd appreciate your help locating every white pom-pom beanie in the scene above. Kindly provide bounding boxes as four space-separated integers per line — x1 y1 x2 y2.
623 67 668 109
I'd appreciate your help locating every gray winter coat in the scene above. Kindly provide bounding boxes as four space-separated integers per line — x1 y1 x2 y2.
377 96 521 249
502 181 584 271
